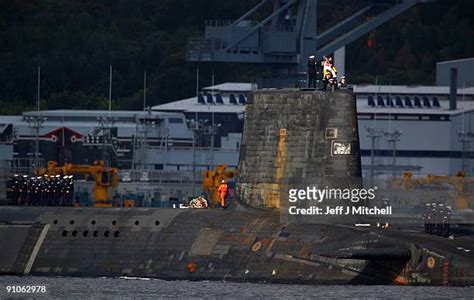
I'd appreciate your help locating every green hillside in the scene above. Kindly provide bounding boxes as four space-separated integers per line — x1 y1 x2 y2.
0 0 473 114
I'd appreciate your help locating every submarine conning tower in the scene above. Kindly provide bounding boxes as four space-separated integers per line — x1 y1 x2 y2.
237 89 362 211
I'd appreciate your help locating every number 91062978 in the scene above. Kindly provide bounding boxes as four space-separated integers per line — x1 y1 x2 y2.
6 285 47 293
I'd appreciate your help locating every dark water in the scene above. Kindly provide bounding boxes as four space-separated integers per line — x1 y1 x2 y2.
0 276 472 299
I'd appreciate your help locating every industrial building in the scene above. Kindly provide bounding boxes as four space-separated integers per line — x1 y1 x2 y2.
1 80 474 181
436 58 474 88
153 82 474 177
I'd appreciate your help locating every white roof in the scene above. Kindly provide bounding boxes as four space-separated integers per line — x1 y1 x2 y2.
152 82 252 113
353 84 474 95
436 57 474 65
357 99 474 116
202 82 254 93
157 96 474 115
22 109 181 118
152 82 474 115
0 116 23 123
152 95 246 114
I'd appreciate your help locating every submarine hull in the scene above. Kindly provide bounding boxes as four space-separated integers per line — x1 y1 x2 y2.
0 206 473 285
1 89 473 285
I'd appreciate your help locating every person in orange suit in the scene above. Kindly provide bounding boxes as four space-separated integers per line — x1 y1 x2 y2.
217 179 228 208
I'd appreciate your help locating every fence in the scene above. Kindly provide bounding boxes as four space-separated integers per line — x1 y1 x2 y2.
119 169 203 184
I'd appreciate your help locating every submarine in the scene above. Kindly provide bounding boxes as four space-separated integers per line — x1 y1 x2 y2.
0 89 473 285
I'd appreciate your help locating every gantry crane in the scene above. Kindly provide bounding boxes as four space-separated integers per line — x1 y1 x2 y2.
187 0 431 87
391 171 473 210
202 164 238 207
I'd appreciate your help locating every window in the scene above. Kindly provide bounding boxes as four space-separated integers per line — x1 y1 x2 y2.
168 118 183 124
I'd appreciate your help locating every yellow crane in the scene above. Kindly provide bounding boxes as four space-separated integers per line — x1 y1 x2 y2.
202 164 238 207
37 160 119 207
391 171 472 210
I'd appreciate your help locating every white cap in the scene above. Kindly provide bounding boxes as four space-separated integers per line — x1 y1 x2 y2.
309 55 315 59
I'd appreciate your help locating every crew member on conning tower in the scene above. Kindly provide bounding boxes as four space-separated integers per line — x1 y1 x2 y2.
307 55 317 88
322 56 337 90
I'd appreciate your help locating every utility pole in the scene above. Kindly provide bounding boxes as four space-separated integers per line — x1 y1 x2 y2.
93 66 117 167
142 70 148 170
35 65 41 164
383 129 402 178
190 117 202 197
26 66 46 171
191 118 197 197
143 70 147 111
458 82 473 176
97 116 117 166
192 66 199 196
210 112 214 169
108 65 112 116
457 131 473 175
101 65 113 167
366 126 382 180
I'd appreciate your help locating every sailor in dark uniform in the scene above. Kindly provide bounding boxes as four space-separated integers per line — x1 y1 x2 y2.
307 55 317 88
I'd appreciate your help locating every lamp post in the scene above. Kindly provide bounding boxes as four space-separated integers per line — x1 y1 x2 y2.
457 130 474 176
383 129 402 178
457 82 473 176
188 116 222 196
96 116 117 167
25 115 46 170
366 126 383 180
189 116 199 197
